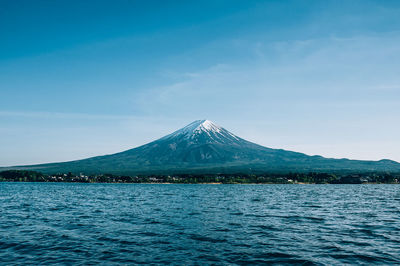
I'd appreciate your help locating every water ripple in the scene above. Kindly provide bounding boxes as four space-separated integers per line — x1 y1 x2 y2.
0 183 400 265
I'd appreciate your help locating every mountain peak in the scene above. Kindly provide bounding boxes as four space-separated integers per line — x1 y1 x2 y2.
161 119 239 144
169 119 220 135
193 119 221 133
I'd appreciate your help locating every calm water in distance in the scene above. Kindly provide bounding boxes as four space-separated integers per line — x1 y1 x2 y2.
1 183 400 265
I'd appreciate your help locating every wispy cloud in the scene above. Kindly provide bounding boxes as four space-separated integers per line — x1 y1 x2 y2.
0 111 137 120
135 33 400 115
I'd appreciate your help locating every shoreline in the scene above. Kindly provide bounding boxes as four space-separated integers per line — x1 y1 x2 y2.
1 181 398 185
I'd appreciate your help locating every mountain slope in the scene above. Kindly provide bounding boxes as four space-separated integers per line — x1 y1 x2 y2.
6 120 400 174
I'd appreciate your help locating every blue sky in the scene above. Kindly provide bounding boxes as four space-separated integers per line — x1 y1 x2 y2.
1 0 400 166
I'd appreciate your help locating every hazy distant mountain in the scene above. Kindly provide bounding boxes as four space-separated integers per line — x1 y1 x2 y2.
6 120 400 174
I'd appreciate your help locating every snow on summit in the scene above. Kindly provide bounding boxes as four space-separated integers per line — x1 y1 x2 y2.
161 120 239 143
170 120 221 135
193 120 222 134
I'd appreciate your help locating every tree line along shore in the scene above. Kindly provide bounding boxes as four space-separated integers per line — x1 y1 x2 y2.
0 170 399 184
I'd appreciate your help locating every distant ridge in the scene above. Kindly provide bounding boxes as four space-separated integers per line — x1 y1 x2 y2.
4 120 400 174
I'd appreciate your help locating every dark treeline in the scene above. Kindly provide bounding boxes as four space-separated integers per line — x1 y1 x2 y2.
0 170 399 184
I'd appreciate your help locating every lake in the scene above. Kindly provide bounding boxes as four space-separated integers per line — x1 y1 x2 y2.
1 183 399 265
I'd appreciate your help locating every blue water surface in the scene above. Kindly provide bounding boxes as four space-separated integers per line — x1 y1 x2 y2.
1 183 400 265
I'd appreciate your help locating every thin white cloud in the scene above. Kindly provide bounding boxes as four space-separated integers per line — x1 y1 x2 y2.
0 110 136 120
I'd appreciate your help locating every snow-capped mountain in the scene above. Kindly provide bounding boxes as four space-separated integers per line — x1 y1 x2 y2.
8 120 400 174
112 119 267 164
